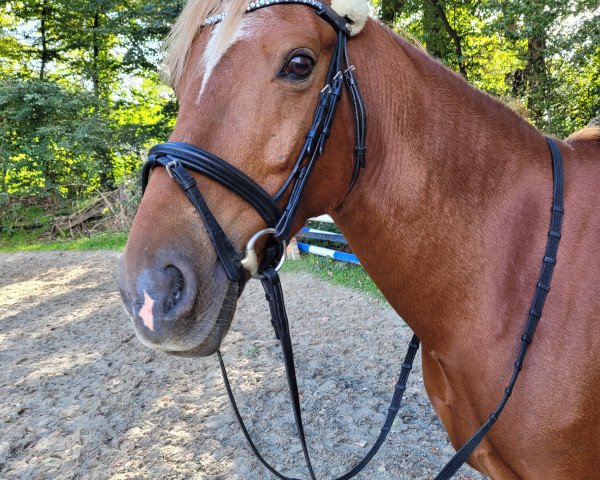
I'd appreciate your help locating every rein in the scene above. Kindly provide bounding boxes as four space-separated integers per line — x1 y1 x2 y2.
142 3 565 478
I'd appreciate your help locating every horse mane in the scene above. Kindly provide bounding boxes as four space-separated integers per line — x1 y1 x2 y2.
566 116 600 144
164 0 249 89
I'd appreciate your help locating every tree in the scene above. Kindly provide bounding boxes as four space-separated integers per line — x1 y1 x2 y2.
0 79 113 195
0 0 182 203
0 0 70 79
380 0 405 25
1 0 597 201
375 0 599 136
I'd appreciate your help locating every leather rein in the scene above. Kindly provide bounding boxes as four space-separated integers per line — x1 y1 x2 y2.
141 3 565 478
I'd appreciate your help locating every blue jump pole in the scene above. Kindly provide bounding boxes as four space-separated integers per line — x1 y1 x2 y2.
296 242 360 265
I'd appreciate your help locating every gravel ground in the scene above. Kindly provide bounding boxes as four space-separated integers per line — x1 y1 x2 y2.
0 251 486 480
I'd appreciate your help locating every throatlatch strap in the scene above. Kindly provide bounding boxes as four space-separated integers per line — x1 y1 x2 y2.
343 38 367 191
273 31 348 241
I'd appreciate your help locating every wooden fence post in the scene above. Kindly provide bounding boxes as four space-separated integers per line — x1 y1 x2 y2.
287 237 302 261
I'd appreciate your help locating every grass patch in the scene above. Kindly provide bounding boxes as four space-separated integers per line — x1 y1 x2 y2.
281 253 382 298
0 232 128 252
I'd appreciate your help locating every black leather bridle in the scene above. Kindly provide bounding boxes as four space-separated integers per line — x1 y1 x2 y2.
143 0 366 289
141 2 565 478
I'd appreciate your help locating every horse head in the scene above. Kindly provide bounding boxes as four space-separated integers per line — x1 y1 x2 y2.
118 0 370 356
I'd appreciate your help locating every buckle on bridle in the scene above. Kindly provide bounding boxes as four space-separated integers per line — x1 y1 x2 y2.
165 160 179 179
240 228 287 279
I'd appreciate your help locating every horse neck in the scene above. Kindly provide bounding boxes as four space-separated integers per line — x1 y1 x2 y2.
332 21 554 348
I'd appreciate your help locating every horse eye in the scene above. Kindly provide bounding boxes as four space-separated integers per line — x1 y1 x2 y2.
282 55 314 79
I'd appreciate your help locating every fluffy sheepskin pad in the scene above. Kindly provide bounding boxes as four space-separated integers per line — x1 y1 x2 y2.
330 0 370 35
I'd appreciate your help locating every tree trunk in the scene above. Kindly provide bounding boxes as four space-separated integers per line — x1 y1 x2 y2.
524 33 547 124
510 68 525 97
422 0 446 60
92 12 100 98
429 0 468 79
39 0 49 80
0 140 7 196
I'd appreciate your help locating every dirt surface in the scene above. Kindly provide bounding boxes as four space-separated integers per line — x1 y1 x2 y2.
0 251 486 480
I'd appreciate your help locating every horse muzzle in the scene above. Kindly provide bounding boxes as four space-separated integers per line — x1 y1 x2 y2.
118 249 238 356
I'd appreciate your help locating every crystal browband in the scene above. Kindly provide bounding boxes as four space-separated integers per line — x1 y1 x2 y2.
203 0 332 28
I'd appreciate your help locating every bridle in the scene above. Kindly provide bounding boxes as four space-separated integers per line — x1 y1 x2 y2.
141 3 565 479
143 0 366 289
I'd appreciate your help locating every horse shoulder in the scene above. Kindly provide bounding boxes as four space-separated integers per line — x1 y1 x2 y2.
421 346 525 479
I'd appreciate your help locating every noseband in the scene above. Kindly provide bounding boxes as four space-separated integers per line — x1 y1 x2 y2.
141 3 565 479
142 0 366 287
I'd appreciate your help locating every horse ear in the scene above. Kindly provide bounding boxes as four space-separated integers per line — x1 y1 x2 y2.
330 0 370 36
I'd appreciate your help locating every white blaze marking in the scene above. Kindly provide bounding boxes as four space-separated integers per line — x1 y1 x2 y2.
198 15 264 99
139 290 155 331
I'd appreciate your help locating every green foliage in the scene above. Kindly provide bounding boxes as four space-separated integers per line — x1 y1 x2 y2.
0 79 113 195
282 254 384 298
0 197 56 234
0 10 24 76
0 0 178 200
376 0 599 137
0 0 598 240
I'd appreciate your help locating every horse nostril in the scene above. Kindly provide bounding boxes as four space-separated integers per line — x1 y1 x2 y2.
123 252 197 338
164 265 186 315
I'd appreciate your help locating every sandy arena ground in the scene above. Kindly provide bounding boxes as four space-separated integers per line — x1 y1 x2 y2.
0 251 485 480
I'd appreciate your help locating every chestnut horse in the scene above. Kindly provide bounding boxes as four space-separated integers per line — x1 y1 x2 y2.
118 0 600 478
